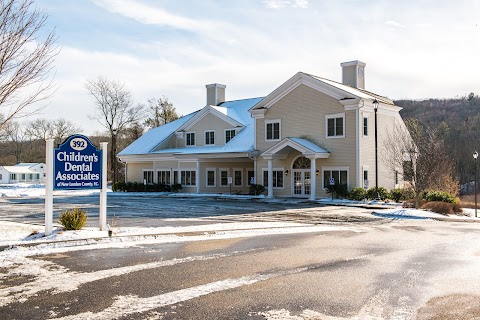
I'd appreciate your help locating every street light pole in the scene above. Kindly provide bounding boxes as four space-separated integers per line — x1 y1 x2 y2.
474 151 478 218
373 99 379 200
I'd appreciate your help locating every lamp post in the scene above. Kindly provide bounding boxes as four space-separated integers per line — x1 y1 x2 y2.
373 99 379 199
474 151 478 218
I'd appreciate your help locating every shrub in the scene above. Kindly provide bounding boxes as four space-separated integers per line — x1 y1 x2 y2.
420 201 454 215
326 184 349 199
171 183 182 192
59 208 87 230
423 191 457 204
390 189 405 202
402 199 427 208
366 187 389 200
349 187 366 201
249 184 265 195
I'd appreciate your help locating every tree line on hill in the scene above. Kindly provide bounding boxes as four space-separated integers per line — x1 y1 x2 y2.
395 93 480 194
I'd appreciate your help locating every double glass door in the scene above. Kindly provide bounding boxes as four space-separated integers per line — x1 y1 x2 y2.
293 170 311 196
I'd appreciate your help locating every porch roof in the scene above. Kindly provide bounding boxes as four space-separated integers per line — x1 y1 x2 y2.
261 138 330 159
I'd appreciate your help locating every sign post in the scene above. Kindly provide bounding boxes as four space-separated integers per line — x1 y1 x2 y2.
45 139 54 236
45 135 106 235
329 177 335 201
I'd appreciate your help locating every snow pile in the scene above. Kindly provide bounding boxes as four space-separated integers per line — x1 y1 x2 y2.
0 183 110 198
0 221 44 243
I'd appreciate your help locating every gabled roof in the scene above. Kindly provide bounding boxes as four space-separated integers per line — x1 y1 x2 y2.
1 164 44 173
261 137 330 159
118 97 263 157
118 111 198 156
176 105 244 132
250 72 394 112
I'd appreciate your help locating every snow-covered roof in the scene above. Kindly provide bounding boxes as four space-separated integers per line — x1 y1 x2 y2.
15 163 39 167
2 166 39 174
118 97 263 156
118 112 198 156
289 138 329 153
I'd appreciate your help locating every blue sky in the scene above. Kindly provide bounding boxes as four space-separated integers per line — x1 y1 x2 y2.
31 0 480 134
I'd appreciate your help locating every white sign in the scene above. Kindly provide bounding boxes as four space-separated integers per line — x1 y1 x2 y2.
329 177 335 185
228 177 233 184
364 180 369 188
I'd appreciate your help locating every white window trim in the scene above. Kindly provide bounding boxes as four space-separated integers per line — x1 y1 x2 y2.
156 169 171 185
233 168 243 187
261 167 285 189
142 169 154 184
265 119 281 142
325 113 345 139
180 169 197 186
219 168 229 187
204 130 215 146
185 131 196 147
321 166 349 189
224 128 236 144
206 168 216 187
363 115 369 137
362 165 369 188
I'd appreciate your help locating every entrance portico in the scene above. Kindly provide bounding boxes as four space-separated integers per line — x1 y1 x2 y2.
261 138 330 200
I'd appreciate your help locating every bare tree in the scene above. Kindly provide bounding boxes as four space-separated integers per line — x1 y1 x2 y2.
25 117 81 144
144 96 179 129
3 120 27 163
382 119 459 204
85 77 143 184
0 0 58 129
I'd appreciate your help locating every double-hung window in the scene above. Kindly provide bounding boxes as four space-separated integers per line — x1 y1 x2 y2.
181 170 196 186
263 169 284 188
363 116 368 136
220 169 229 186
143 170 154 184
234 169 242 187
225 129 236 143
326 113 345 138
323 169 348 188
205 131 215 145
157 170 171 185
265 120 281 141
186 132 195 146
206 169 216 187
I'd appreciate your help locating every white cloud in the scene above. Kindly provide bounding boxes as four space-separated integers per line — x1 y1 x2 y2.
91 0 207 31
263 0 308 9
293 0 309 8
384 20 405 28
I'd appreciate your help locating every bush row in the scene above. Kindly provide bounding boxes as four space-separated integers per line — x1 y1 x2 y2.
112 182 182 192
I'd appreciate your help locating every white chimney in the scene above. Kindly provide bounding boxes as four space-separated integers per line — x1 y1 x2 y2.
340 60 366 89
206 83 226 106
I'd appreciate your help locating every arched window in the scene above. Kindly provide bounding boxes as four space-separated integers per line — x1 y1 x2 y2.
292 156 311 169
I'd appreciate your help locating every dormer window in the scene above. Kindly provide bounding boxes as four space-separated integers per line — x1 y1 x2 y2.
205 131 215 145
186 132 195 146
225 129 236 143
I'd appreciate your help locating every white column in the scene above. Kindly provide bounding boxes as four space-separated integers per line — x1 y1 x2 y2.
267 158 273 198
45 139 54 236
196 160 200 193
309 157 316 201
177 162 181 185
99 142 108 231
153 161 157 184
